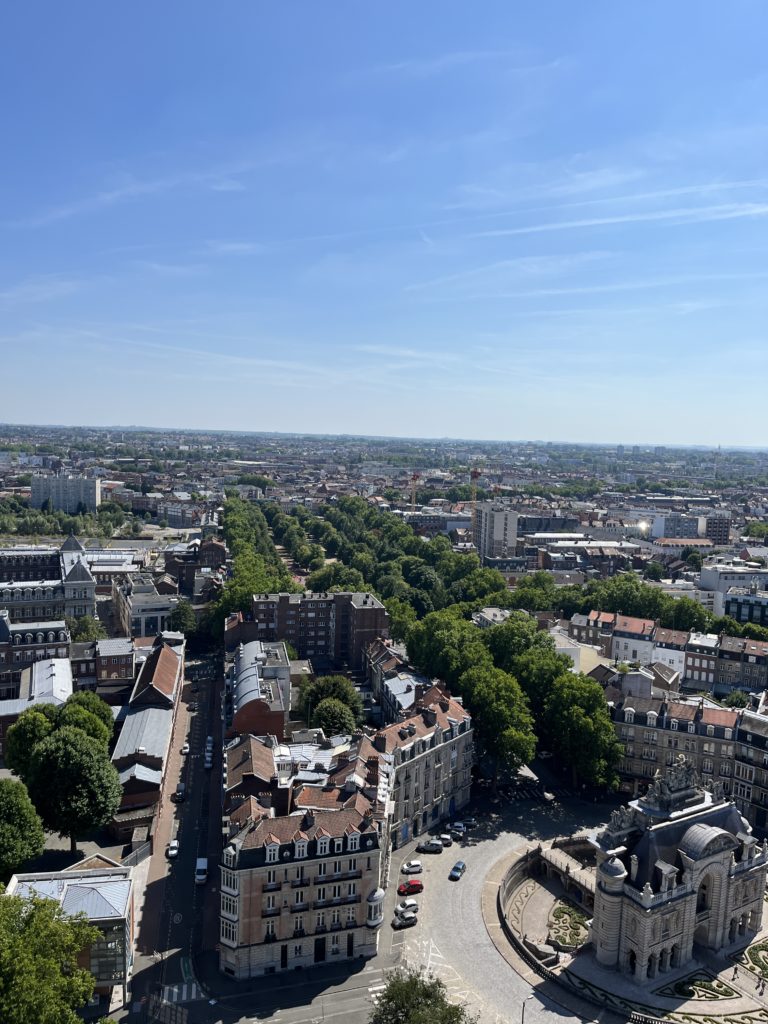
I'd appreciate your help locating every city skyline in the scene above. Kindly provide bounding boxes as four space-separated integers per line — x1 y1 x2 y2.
4 2 768 443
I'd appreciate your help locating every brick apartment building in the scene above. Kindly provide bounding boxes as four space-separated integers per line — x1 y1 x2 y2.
225 592 389 670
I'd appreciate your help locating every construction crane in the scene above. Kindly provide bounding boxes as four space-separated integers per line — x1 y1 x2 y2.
410 472 421 513
470 466 482 550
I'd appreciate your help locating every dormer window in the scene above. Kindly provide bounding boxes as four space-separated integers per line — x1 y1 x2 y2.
725 728 732 740
266 843 279 864
670 720 678 731
625 710 635 724
348 833 359 852
318 837 329 856
647 712 657 727
688 723 695 734
706 725 714 737
295 840 307 859
334 839 343 853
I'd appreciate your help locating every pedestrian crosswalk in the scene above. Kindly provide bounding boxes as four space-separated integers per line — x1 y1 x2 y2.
161 982 202 1003
368 982 386 1005
505 784 572 803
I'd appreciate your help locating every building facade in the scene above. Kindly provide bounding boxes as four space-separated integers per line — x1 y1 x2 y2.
226 591 389 670
112 574 179 637
590 757 767 979
30 474 101 512
473 502 519 562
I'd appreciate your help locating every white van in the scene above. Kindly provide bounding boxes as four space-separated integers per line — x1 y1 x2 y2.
195 858 208 884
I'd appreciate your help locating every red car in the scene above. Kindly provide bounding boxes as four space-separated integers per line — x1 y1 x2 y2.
397 879 424 896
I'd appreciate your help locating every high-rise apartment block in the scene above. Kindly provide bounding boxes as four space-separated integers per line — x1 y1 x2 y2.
30 474 101 513
473 502 518 562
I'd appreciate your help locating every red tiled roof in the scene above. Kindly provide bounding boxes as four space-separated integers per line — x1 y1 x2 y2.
614 615 655 637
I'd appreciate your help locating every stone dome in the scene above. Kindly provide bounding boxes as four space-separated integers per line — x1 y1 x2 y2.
600 856 627 877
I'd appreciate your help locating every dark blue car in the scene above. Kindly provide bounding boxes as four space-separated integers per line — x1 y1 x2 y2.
449 860 466 881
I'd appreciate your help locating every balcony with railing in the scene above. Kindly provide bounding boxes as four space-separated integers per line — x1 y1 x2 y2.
291 877 310 889
263 882 281 892
313 894 362 909
262 907 281 918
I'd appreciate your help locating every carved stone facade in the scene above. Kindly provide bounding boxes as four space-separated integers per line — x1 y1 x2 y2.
590 755 768 980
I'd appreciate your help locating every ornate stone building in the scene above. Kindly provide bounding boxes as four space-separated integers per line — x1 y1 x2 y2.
590 755 768 980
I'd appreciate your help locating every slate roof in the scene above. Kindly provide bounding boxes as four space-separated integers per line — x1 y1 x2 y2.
626 801 746 889
10 871 131 921
64 558 94 583
61 535 85 552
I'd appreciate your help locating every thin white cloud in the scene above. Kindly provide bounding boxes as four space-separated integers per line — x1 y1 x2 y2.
471 202 768 239
204 240 266 256
371 50 558 79
0 275 81 308
209 179 246 192
406 251 613 293
134 261 208 277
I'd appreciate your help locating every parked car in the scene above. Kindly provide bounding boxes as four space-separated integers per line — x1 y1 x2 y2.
416 839 443 854
392 911 418 929
395 899 419 917
449 860 467 881
188 702 198 712
462 817 479 829
180 742 190 755
401 860 423 875
450 822 466 836
166 840 180 859
439 834 453 847
397 879 424 896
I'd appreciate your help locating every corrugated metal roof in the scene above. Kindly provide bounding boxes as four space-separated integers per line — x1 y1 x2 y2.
112 706 173 763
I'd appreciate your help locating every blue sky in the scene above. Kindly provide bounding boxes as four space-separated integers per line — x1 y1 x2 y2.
3 2 768 444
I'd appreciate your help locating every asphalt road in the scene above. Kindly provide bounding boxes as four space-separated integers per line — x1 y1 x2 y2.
142 782 617 1024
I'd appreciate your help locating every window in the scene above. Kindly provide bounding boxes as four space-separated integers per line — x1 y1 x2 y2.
333 861 342 875
725 729 733 740
221 894 238 917
348 833 359 852
265 895 276 910
670 719 678 731
295 840 307 859
332 884 341 899
347 883 356 896
348 858 357 872
221 919 238 944
266 844 279 864
316 913 325 929
294 944 303 958
317 887 326 901
334 839 343 853
221 869 238 892
317 863 326 877
624 710 634 724
688 723 695 734
265 921 275 939
266 869 276 886
317 837 329 856
706 725 715 737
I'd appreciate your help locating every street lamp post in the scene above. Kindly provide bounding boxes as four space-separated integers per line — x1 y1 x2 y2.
521 995 533 1024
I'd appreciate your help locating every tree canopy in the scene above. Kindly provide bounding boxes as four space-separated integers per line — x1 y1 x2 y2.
313 697 357 736
65 615 107 642
0 779 45 882
459 667 536 786
26 728 122 852
368 967 478 1024
301 674 363 724
544 674 622 789
168 598 197 634
0 889 101 1024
